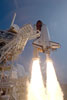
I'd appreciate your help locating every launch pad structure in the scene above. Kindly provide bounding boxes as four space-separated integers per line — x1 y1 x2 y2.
0 18 40 100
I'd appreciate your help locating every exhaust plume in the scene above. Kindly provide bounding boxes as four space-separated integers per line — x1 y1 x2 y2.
27 58 46 100
46 58 64 100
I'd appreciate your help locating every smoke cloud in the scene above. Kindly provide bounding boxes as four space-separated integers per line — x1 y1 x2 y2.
11 63 28 79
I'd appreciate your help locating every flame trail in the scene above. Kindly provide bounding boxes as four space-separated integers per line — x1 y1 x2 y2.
46 58 64 100
27 58 46 100
27 57 64 100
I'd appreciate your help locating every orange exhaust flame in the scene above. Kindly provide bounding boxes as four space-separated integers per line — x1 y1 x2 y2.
27 57 64 100
27 58 46 100
46 58 64 100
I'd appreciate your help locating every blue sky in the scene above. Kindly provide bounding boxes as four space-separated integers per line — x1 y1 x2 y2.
0 0 67 83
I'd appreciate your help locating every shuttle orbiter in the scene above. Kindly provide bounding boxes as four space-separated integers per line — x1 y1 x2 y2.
32 20 60 57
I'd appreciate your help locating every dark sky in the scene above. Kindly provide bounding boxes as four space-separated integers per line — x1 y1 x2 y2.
0 0 67 83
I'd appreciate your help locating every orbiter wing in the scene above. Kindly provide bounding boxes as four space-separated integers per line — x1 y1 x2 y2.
50 41 60 50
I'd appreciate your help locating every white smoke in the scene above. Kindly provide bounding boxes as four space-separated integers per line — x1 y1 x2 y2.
11 64 28 79
11 68 18 79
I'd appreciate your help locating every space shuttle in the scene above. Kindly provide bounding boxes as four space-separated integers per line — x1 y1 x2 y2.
32 20 60 57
